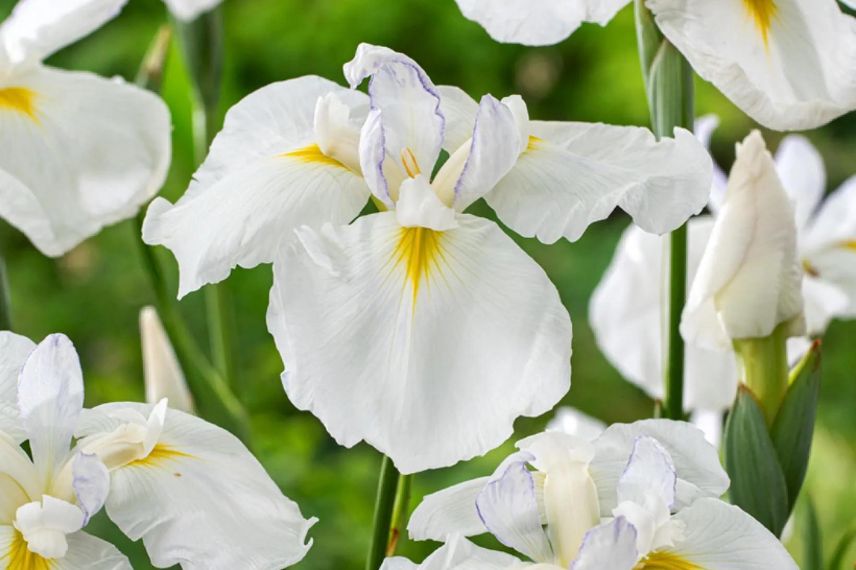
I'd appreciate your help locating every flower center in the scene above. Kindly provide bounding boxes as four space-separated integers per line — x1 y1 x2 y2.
634 551 701 570
400 148 422 178
742 0 777 46
392 227 445 306
6 531 53 570
282 144 350 170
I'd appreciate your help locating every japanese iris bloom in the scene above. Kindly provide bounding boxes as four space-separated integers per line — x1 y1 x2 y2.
0 332 315 569
260 44 710 474
0 0 171 257
453 0 856 130
591 119 854 414
402 421 797 570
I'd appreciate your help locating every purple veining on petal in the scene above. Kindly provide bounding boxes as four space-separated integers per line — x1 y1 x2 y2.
72 450 110 525
619 435 678 511
570 516 639 570
452 95 493 204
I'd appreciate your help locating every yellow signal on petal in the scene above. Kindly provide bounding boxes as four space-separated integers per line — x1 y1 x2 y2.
393 227 445 305
282 144 349 170
127 444 193 469
635 551 701 570
0 87 39 123
743 0 777 46
5 531 53 570
841 240 856 251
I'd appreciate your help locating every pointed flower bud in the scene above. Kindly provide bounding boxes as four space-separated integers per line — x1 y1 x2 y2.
140 306 194 414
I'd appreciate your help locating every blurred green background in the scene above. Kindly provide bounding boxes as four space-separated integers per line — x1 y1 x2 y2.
1 0 855 568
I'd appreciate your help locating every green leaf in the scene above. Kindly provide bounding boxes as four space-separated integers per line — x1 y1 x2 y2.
772 341 821 512
724 387 790 536
828 527 856 570
801 496 823 570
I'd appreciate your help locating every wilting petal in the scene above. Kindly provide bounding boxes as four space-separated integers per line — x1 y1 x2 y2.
17 334 83 481
345 44 444 198
0 0 126 65
383 534 524 570
590 220 738 412
0 332 34 442
453 0 629 46
80 403 315 570
647 0 856 130
476 455 553 563
571 517 638 570
142 76 368 297
590 420 729 512
162 0 221 21
0 525 131 570
486 122 711 244
268 213 571 473
408 477 490 542
0 66 170 257
682 131 805 350
658 498 798 569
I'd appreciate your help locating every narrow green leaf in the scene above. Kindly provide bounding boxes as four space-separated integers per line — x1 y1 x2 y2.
772 341 821 512
828 527 856 570
801 496 823 570
724 387 790 535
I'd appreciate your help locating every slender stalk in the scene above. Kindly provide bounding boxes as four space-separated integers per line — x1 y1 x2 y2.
0 255 11 331
635 0 693 421
733 323 789 426
174 8 237 387
366 456 402 570
386 474 413 557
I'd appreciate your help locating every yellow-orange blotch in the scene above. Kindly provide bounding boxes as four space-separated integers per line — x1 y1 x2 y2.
392 227 445 305
4 532 54 570
635 551 701 570
282 144 347 170
743 0 777 46
128 444 193 468
0 87 39 122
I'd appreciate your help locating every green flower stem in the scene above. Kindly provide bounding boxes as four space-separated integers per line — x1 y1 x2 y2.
734 322 790 426
366 456 403 570
635 0 694 420
386 473 413 557
134 25 250 442
0 255 11 331
174 8 237 388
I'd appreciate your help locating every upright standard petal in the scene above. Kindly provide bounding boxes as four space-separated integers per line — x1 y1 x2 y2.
647 0 856 130
453 0 630 46
142 76 369 297
268 213 572 473
345 44 444 202
0 66 170 257
17 334 83 481
0 332 35 442
681 131 805 350
0 0 127 65
590 219 739 412
652 498 798 569
77 403 315 570
485 122 711 244
162 0 221 22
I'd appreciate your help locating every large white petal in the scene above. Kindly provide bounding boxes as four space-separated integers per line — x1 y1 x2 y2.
142 76 368 297
590 220 738 412
82 403 315 570
454 0 629 46
408 477 490 542
0 0 126 65
0 526 131 570
590 420 729 512
647 0 856 130
268 213 571 473
17 334 82 482
664 498 798 569
0 66 170 257
486 122 711 244
0 332 35 442
802 275 849 334
162 0 221 22
546 407 605 441
345 44 444 201
681 131 805 350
